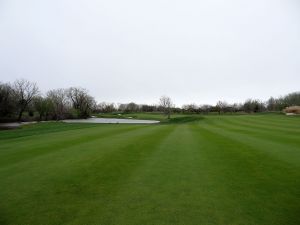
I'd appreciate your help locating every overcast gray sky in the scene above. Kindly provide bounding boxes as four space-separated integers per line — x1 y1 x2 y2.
0 0 299 106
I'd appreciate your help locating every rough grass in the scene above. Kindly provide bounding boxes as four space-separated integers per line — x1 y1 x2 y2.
0 114 299 225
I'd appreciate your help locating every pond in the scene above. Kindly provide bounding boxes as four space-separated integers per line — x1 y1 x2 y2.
63 118 160 124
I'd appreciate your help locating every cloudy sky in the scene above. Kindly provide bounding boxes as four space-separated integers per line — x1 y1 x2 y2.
0 0 299 106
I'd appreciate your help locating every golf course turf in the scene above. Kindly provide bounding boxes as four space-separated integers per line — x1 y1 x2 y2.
0 114 299 225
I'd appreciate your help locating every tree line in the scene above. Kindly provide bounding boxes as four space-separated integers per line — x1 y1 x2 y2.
96 93 300 115
182 93 300 114
0 79 95 122
0 79 299 122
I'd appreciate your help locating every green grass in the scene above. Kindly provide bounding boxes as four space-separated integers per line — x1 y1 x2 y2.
95 112 189 122
0 114 299 225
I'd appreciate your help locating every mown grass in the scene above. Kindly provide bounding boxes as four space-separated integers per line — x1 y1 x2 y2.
0 114 299 225
95 112 189 122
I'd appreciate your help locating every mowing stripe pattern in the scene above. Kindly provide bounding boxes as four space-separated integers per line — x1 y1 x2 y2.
0 115 299 225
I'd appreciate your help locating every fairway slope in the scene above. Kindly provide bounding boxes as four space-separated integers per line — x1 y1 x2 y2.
0 115 299 225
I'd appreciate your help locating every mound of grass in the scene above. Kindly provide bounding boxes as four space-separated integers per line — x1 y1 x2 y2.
164 116 204 124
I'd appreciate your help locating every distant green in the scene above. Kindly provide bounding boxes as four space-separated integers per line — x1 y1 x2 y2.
0 114 299 225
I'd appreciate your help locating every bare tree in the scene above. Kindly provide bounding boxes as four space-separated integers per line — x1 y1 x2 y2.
117 103 127 112
243 99 265 113
159 95 173 119
182 103 198 113
216 101 228 114
266 97 277 111
47 89 70 120
97 102 116 113
231 103 242 113
126 102 139 113
12 79 39 121
199 104 212 114
34 96 54 121
141 104 156 112
67 87 95 118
